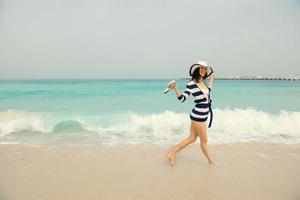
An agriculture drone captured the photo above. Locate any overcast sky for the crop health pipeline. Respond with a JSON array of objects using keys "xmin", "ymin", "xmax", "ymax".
[{"xmin": 0, "ymin": 0, "xmax": 299, "ymax": 79}]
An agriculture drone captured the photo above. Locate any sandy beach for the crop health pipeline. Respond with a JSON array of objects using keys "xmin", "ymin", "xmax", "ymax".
[{"xmin": 0, "ymin": 142, "xmax": 299, "ymax": 200}]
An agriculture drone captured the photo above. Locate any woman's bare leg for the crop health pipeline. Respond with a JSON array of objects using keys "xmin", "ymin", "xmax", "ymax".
[
  {"xmin": 194, "ymin": 121, "xmax": 216, "ymax": 165},
  {"xmin": 167, "ymin": 122, "xmax": 197, "ymax": 166}
]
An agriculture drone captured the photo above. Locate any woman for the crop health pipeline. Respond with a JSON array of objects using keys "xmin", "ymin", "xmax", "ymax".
[{"xmin": 166, "ymin": 60, "xmax": 216, "ymax": 166}]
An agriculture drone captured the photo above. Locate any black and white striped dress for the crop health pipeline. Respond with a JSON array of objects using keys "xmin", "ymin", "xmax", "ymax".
[{"xmin": 177, "ymin": 80, "xmax": 213, "ymax": 126}]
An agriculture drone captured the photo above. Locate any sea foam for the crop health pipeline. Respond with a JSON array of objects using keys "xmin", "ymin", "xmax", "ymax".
[{"xmin": 0, "ymin": 108, "xmax": 299, "ymax": 146}]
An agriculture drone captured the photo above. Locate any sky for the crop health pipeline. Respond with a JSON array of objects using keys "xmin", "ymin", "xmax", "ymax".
[{"xmin": 0, "ymin": 0, "xmax": 299, "ymax": 79}]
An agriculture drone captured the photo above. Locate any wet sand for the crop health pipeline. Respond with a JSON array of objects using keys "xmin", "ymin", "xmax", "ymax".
[{"xmin": 0, "ymin": 142, "xmax": 300, "ymax": 200}]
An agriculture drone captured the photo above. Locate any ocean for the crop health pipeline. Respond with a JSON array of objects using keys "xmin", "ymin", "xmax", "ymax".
[{"xmin": 0, "ymin": 79, "xmax": 299, "ymax": 147}]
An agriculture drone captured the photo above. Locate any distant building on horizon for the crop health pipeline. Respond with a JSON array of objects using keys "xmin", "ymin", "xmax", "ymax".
[{"xmin": 179, "ymin": 74, "xmax": 299, "ymax": 81}]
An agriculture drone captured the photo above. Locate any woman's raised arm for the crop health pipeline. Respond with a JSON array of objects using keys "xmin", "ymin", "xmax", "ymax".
[
  {"xmin": 207, "ymin": 73, "xmax": 215, "ymax": 88},
  {"xmin": 174, "ymin": 84, "xmax": 181, "ymax": 99}
]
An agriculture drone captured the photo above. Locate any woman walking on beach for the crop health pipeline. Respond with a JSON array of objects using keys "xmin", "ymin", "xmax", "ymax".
[{"xmin": 167, "ymin": 61, "xmax": 216, "ymax": 166}]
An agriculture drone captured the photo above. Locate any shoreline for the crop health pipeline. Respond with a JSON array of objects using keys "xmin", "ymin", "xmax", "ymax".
[
  {"xmin": 1, "ymin": 142, "xmax": 300, "ymax": 200},
  {"xmin": 0, "ymin": 140, "xmax": 300, "ymax": 148}
]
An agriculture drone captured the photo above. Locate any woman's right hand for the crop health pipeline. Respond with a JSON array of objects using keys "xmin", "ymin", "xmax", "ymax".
[{"xmin": 169, "ymin": 81, "xmax": 176, "ymax": 89}]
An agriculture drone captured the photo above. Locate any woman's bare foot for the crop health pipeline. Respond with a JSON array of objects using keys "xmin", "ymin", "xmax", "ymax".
[
  {"xmin": 208, "ymin": 159, "xmax": 216, "ymax": 165},
  {"xmin": 167, "ymin": 152, "xmax": 176, "ymax": 166}
]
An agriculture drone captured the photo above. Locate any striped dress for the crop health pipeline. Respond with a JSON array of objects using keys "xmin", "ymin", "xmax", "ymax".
[{"xmin": 177, "ymin": 80, "xmax": 213, "ymax": 127}]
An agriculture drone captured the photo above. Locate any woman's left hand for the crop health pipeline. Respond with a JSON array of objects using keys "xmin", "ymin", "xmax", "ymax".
[{"xmin": 209, "ymin": 72, "xmax": 215, "ymax": 80}]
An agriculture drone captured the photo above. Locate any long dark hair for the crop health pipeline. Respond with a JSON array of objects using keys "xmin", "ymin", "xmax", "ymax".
[
  {"xmin": 190, "ymin": 68, "xmax": 201, "ymax": 83},
  {"xmin": 190, "ymin": 67, "xmax": 207, "ymax": 83}
]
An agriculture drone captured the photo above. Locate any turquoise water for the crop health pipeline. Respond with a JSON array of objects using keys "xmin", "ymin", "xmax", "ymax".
[
  {"xmin": 1, "ymin": 79, "xmax": 299, "ymax": 113},
  {"xmin": 0, "ymin": 79, "xmax": 300, "ymax": 146}
]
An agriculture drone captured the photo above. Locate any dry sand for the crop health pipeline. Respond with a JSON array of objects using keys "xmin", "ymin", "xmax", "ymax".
[{"xmin": 0, "ymin": 142, "xmax": 299, "ymax": 200}]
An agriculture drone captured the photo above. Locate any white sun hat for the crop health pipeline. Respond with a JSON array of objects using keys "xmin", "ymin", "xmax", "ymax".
[{"xmin": 189, "ymin": 60, "xmax": 209, "ymax": 76}]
